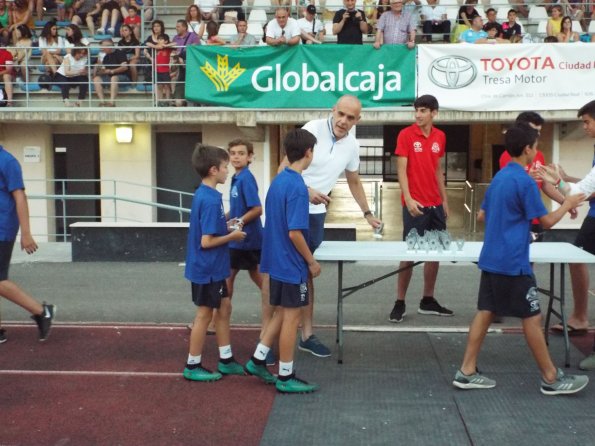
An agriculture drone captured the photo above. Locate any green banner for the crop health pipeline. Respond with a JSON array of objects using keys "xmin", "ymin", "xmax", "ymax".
[{"xmin": 186, "ymin": 45, "xmax": 416, "ymax": 108}]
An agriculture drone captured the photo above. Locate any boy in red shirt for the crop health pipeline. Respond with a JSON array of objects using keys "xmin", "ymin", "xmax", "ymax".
[
  {"xmin": 389, "ymin": 94, "xmax": 453, "ymax": 323},
  {"xmin": 123, "ymin": 5, "xmax": 141, "ymax": 40},
  {"xmin": 155, "ymin": 34, "xmax": 172, "ymax": 105},
  {"xmin": 0, "ymin": 47, "xmax": 13, "ymax": 106}
]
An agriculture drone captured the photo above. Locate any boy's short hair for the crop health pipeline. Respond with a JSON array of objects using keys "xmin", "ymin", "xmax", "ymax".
[
  {"xmin": 515, "ymin": 111, "xmax": 544, "ymax": 127},
  {"xmin": 414, "ymin": 94, "xmax": 439, "ymax": 111},
  {"xmin": 508, "ymin": 9, "xmax": 517, "ymax": 15},
  {"xmin": 128, "ymin": 5, "xmax": 138, "ymax": 12},
  {"xmin": 578, "ymin": 100, "xmax": 595, "ymax": 120},
  {"xmin": 505, "ymin": 123, "xmax": 539, "ymax": 158},
  {"xmin": 158, "ymin": 33, "xmax": 170, "ymax": 42},
  {"xmin": 227, "ymin": 138, "xmax": 254, "ymax": 155},
  {"xmin": 284, "ymin": 129, "xmax": 317, "ymax": 163},
  {"xmin": 543, "ymin": 36, "xmax": 559, "ymax": 42},
  {"xmin": 192, "ymin": 144, "xmax": 230, "ymax": 178},
  {"xmin": 484, "ymin": 22, "xmax": 499, "ymax": 32},
  {"xmin": 485, "ymin": 8, "xmax": 496, "ymax": 14}
]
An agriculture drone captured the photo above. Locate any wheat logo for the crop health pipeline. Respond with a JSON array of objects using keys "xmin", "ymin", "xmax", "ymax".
[{"xmin": 201, "ymin": 54, "xmax": 245, "ymax": 92}]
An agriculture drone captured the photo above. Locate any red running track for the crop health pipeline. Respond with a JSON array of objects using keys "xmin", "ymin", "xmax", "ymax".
[{"xmin": 0, "ymin": 324, "xmax": 276, "ymax": 446}]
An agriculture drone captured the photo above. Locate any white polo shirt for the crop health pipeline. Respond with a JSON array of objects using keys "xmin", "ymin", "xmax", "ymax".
[
  {"xmin": 297, "ymin": 17, "xmax": 324, "ymax": 35},
  {"xmin": 266, "ymin": 17, "xmax": 302, "ymax": 40},
  {"xmin": 302, "ymin": 118, "xmax": 360, "ymax": 214}
]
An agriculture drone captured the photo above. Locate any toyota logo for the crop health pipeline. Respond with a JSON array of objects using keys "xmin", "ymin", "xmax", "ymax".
[{"xmin": 428, "ymin": 56, "xmax": 477, "ymax": 89}]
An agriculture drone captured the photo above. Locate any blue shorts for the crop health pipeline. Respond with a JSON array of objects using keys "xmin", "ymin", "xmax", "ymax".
[
  {"xmin": 191, "ymin": 280, "xmax": 228, "ymax": 308},
  {"xmin": 269, "ymin": 278, "xmax": 309, "ymax": 308},
  {"xmin": 477, "ymin": 271, "xmax": 540, "ymax": 319},
  {"xmin": 308, "ymin": 212, "xmax": 326, "ymax": 253}
]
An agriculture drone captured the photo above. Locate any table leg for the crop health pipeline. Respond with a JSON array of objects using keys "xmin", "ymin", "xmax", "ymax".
[
  {"xmin": 544, "ymin": 264, "xmax": 555, "ymax": 346},
  {"xmin": 337, "ymin": 261, "xmax": 344, "ymax": 364},
  {"xmin": 559, "ymin": 264, "xmax": 570, "ymax": 368}
]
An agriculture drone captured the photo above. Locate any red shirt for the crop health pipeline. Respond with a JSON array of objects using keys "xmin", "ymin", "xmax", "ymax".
[
  {"xmin": 395, "ymin": 124, "xmax": 445, "ymax": 207},
  {"xmin": 499, "ymin": 149, "xmax": 546, "ymax": 225},
  {"xmin": 156, "ymin": 48, "xmax": 172, "ymax": 73},
  {"xmin": 0, "ymin": 49, "xmax": 13, "ymax": 74},
  {"xmin": 124, "ymin": 15, "xmax": 141, "ymax": 26}
]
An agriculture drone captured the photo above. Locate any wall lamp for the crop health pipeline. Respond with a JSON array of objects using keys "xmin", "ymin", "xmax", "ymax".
[{"xmin": 115, "ymin": 125, "xmax": 133, "ymax": 144}]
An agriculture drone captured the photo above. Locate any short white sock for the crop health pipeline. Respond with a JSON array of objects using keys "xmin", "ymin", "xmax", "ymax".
[
  {"xmin": 187, "ymin": 354, "xmax": 201, "ymax": 365},
  {"xmin": 278, "ymin": 361, "xmax": 293, "ymax": 377},
  {"xmin": 219, "ymin": 345, "xmax": 232, "ymax": 359},
  {"xmin": 253, "ymin": 343, "xmax": 270, "ymax": 361}
]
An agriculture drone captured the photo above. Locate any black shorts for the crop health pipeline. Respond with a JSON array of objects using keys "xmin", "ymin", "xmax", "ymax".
[
  {"xmin": 156, "ymin": 72, "xmax": 170, "ymax": 83},
  {"xmin": 477, "ymin": 271, "xmax": 541, "ymax": 318},
  {"xmin": 575, "ymin": 216, "xmax": 595, "ymax": 255},
  {"xmin": 402, "ymin": 204, "xmax": 446, "ymax": 240},
  {"xmin": 269, "ymin": 278, "xmax": 309, "ymax": 308},
  {"xmin": 230, "ymin": 248, "xmax": 260, "ymax": 271},
  {"xmin": 191, "ymin": 280, "xmax": 228, "ymax": 308},
  {"xmin": 530, "ymin": 222, "xmax": 544, "ymax": 243},
  {"xmin": 0, "ymin": 240, "xmax": 15, "ymax": 281}
]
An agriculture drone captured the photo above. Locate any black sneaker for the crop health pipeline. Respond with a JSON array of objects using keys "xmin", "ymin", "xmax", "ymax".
[
  {"xmin": 389, "ymin": 301, "xmax": 406, "ymax": 323},
  {"xmin": 0, "ymin": 328, "xmax": 6, "ymax": 344},
  {"xmin": 31, "ymin": 303, "xmax": 56, "ymax": 341},
  {"xmin": 418, "ymin": 298, "xmax": 454, "ymax": 316}
]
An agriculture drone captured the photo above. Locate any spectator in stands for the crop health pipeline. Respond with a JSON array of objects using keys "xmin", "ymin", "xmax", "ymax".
[
  {"xmin": 143, "ymin": 18, "xmax": 164, "ymax": 62},
  {"xmin": 64, "ymin": 23, "xmax": 90, "ymax": 53},
  {"xmin": 174, "ymin": 18, "xmax": 201, "ymax": 49},
  {"xmin": 543, "ymin": 35, "xmax": 559, "ymax": 42},
  {"xmin": 56, "ymin": 0, "xmax": 74, "ymax": 23},
  {"xmin": 155, "ymin": 33, "xmax": 172, "ymax": 105},
  {"xmin": 373, "ymin": 0, "xmax": 416, "ymax": 49},
  {"xmin": 333, "ymin": 0, "xmax": 368, "ymax": 44},
  {"xmin": 483, "ymin": 8, "xmax": 503, "ymax": 37},
  {"xmin": 559, "ymin": 0, "xmax": 585, "ymax": 31},
  {"xmin": 501, "ymin": 9, "xmax": 522, "ymax": 40},
  {"xmin": 266, "ymin": 7, "xmax": 301, "ymax": 46},
  {"xmin": 123, "ymin": 5, "xmax": 141, "ymax": 40},
  {"xmin": 186, "ymin": 4, "xmax": 205, "ymax": 38},
  {"xmin": 117, "ymin": 23, "xmax": 140, "ymax": 81},
  {"xmin": 451, "ymin": 0, "xmax": 479, "ymax": 42},
  {"xmin": 558, "ymin": 15, "xmax": 581, "ymax": 41},
  {"xmin": 96, "ymin": 0, "xmax": 121, "ymax": 36},
  {"xmin": 219, "ymin": 0, "xmax": 242, "ymax": 22},
  {"xmin": 509, "ymin": 0, "xmax": 530, "ymax": 18},
  {"xmin": 547, "ymin": 4, "xmax": 564, "ymax": 38},
  {"xmin": 9, "ymin": 0, "xmax": 34, "ymax": 44},
  {"xmin": 476, "ymin": 22, "xmax": 511, "ymax": 43},
  {"xmin": 36, "ymin": 0, "xmax": 57, "ymax": 22},
  {"xmin": 0, "ymin": 0, "xmax": 10, "ymax": 46},
  {"xmin": 0, "ymin": 42, "xmax": 13, "ymax": 106},
  {"xmin": 71, "ymin": 0, "xmax": 99, "ymax": 36},
  {"xmin": 230, "ymin": 17, "xmax": 258, "ymax": 46},
  {"xmin": 206, "ymin": 20, "xmax": 225, "ymax": 45},
  {"xmin": 420, "ymin": 0, "xmax": 450, "ymax": 43},
  {"xmin": 39, "ymin": 20, "xmax": 66, "ymax": 75},
  {"xmin": 298, "ymin": 5, "xmax": 324, "ymax": 44},
  {"xmin": 195, "ymin": 0, "xmax": 218, "ymax": 22},
  {"xmin": 9, "ymin": 25, "xmax": 32, "ymax": 83},
  {"xmin": 54, "ymin": 47, "xmax": 88, "ymax": 106},
  {"xmin": 171, "ymin": 19, "xmax": 199, "ymax": 105},
  {"xmin": 372, "ymin": 0, "xmax": 390, "ymax": 26},
  {"xmin": 92, "ymin": 38, "xmax": 129, "ymax": 106},
  {"xmin": 363, "ymin": 0, "xmax": 377, "ymax": 34},
  {"xmin": 459, "ymin": 14, "xmax": 486, "ymax": 42}
]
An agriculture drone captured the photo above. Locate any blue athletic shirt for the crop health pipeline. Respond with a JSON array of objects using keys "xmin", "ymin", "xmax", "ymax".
[
  {"xmin": 479, "ymin": 162, "xmax": 548, "ymax": 276},
  {"xmin": 185, "ymin": 183, "xmax": 230, "ymax": 284},
  {"xmin": 229, "ymin": 167, "xmax": 263, "ymax": 251},
  {"xmin": 0, "ymin": 146, "xmax": 25, "ymax": 241},
  {"xmin": 260, "ymin": 168, "xmax": 309, "ymax": 284},
  {"xmin": 589, "ymin": 147, "xmax": 595, "ymax": 218}
]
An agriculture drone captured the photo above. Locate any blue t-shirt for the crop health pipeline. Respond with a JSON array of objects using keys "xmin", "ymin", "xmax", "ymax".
[
  {"xmin": 229, "ymin": 167, "xmax": 263, "ymax": 251},
  {"xmin": 479, "ymin": 162, "xmax": 548, "ymax": 276},
  {"xmin": 0, "ymin": 146, "xmax": 25, "ymax": 242},
  {"xmin": 460, "ymin": 29, "xmax": 488, "ymax": 43},
  {"xmin": 260, "ymin": 168, "xmax": 309, "ymax": 284},
  {"xmin": 588, "ymin": 148, "xmax": 595, "ymax": 218},
  {"xmin": 184, "ymin": 183, "xmax": 230, "ymax": 284}
]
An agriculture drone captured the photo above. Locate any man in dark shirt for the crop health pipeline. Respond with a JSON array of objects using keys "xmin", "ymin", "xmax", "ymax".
[
  {"xmin": 482, "ymin": 8, "xmax": 503, "ymax": 37},
  {"xmin": 333, "ymin": 0, "xmax": 368, "ymax": 44},
  {"xmin": 501, "ymin": 9, "xmax": 522, "ymax": 40},
  {"xmin": 92, "ymin": 39, "xmax": 130, "ymax": 107}
]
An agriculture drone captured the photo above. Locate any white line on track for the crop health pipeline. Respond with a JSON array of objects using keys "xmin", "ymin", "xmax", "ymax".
[
  {"xmin": 343, "ymin": 325, "xmax": 502, "ymax": 333},
  {"xmin": 0, "ymin": 370, "xmax": 181, "ymax": 377}
]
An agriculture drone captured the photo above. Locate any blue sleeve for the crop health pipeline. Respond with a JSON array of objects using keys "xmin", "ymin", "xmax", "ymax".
[
  {"xmin": 4, "ymin": 158, "xmax": 25, "ymax": 192},
  {"xmin": 243, "ymin": 174, "xmax": 261, "ymax": 208},
  {"xmin": 200, "ymin": 200, "xmax": 222, "ymax": 236},
  {"xmin": 522, "ymin": 179, "xmax": 548, "ymax": 220},
  {"xmin": 286, "ymin": 185, "xmax": 309, "ymax": 231}
]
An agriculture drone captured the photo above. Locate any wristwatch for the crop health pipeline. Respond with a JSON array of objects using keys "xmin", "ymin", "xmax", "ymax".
[{"xmin": 363, "ymin": 210, "xmax": 373, "ymax": 217}]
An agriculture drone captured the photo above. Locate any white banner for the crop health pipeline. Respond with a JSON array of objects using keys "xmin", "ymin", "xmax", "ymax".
[{"xmin": 417, "ymin": 43, "xmax": 595, "ymax": 111}]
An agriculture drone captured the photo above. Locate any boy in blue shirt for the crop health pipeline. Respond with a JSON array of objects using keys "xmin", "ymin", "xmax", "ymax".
[
  {"xmin": 183, "ymin": 144, "xmax": 247, "ymax": 382},
  {"xmin": 453, "ymin": 123, "xmax": 589, "ymax": 395},
  {"xmin": 245, "ymin": 129, "xmax": 322, "ymax": 393},
  {"xmin": 0, "ymin": 145, "xmax": 55, "ymax": 343}
]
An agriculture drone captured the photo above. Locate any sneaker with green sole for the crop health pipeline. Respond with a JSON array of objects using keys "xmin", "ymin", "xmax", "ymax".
[
  {"xmin": 183, "ymin": 365, "xmax": 222, "ymax": 382},
  {"xmin": 540, "ymin": 368, "xmax": 589, "ymax": 395},
  {"xmin": 276, "ymin": 374, "xmax": 319, "ymax": 394},
  {"xmin": 453, "ymin": 369, "xmax": 496, "ymax": 389},
  {"xmin": 245, "ymin": 359, "xmax": 277, "ymax": 384},
  {"xmin": 218, "ymin": 360, "xmax": 246, "ymax": 376}
]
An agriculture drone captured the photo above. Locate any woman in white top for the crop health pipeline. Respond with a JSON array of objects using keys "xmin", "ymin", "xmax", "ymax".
[
  {"xmin": 185, "ymin": 4, "xmax": 205, "ymax": 38},
  {"xmin": 557, "ymin": 16, "xmax": 580, "ymax": 42},
  {"xmin": 39, "ymin": 21, "xmax": 67, "ymax": 75},
  {"xmin": 54, "ymin": 47, "xmax": 89, "ymax": 106}
]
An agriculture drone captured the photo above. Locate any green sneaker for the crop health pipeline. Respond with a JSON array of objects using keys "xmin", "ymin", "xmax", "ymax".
[
  {"xmin": 183, "ymin": 365, "xmax": 222, "ymax": 382},
  {"xmin": 452, "ymin": 369, "xmax": 496, "ymax": 390},
  {"xmin": 276, "ymin": 374, "xmax": 319, "ymax": 394},
  {"xmin": 540, "ymin": 368, "xmax": 589, "ymax": 395},
  {"xmin": 245, "ymin": 359, "xmax": 277, "ymax": 384},
  {"xmin": 579, "ymin": 353, "xmax": 595, "ymax": 371},
  {"xmin": 218, "ymin": 360, "xmax": 246, "ymax": 376}
]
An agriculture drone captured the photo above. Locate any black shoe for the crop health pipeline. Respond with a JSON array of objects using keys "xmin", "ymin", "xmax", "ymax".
[
  {"xmin": 0, "ymin": 328, "xmax": 6, "ymax": 344},
  {"xmin": 389, "ymin": 301, "xmax": 406, "ymax": 323},
  {"xmin": 31, "ymin": 303, "xmax": 56, "ymax": 341},
  {"xmin": 418, "ymin": 298, "xmax": 453, "ymax": 316}
]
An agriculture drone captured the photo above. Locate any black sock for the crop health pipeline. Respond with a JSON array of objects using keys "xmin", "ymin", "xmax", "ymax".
[
  {"xmin": 422, "ymin": 296, "xmax": 435, "ymax": 303},
  {"xmin": 219, "ymin": 356, "xmax": 234, "ymax": 364},
  {"xmin": 278, "ymin": 373, "xmax": 294, "ymax": 382},
  {"xmin": 251, "ymin": 355, "xmax": 265, "ymax": 366},
  {"xmin": 186, "ymin": 362, "xmax": 200, "ymax": 370}
]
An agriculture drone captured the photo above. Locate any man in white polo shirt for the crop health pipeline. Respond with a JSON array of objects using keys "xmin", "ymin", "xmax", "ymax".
[
  {"xmin": 266, "ymin": 7, "xmax": 301, "ymax": 46},
  {"xmin": 278, "ymin": 95, "xmax": 382, "ymax": 357}
]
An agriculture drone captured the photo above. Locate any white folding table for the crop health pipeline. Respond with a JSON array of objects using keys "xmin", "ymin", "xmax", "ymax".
[{"xmin": 314, "ymin": 241, "xmax": 595, "ymax": 364}]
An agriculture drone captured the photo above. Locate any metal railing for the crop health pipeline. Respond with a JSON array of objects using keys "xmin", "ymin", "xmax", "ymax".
[{"xmin": 463, "ymin": 181, "xmax": 489, "ymax": 234}]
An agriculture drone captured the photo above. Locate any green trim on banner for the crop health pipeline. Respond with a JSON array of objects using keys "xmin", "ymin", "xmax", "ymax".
[{"xmin": 186, "ymin": 45, "xmax": 416, "ymax": 108}]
